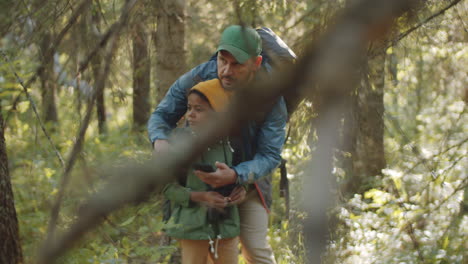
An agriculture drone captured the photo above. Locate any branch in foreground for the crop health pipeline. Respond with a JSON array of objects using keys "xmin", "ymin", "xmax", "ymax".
[{"xmin": 38, "ymin": 0, "xmax": 419, "ymax": 263}]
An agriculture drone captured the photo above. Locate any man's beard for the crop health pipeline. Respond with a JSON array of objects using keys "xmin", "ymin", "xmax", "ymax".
[{"xmin": 220, "ymin": 71, "xmax": 255, "ymax": 91}]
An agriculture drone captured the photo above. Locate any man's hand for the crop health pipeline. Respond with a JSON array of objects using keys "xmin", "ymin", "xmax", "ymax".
[
  {"xmin": 190, "ymin": 191, "xmax": 227, "ymax": 208},
  {"xmin": 228, "ymin": 186, "xmax": 246, "ymax": 205},
  {"xmin": 153, "ymin": 139, "xmax": 170, "ymax": 153},
  {"xmin": 194, "ymin": 162, "xmax": 237, "ymax": 188}
]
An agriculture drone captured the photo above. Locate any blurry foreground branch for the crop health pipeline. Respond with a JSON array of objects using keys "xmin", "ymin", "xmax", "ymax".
[{"xmin": 38, "ymin": 0, "xmax": 419, "ymax": 263}]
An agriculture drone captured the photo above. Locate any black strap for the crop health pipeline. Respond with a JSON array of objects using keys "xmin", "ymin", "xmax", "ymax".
[
  {"xmin": 200, "ymin": 139, "xmax": 228, "ymax": 165},
  {"xmin": 279, "ymin": 158, "xmax": 290, "ymax": 219}
]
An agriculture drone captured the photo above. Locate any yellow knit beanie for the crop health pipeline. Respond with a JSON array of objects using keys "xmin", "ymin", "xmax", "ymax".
[{"xmin": 190, "ymin": 79, "xmax": 233, "ymax": 112}]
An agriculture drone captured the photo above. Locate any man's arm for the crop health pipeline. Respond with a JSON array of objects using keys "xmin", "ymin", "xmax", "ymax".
[
  {"xmin": 147, "ymin": 70, "xmax": 194, "ymax": 145},
  {"xmin": 233, "ymin": 97, "xmax": 288, "ymax": 184},
  {"xmin": 195, "ymin": 97, "xmax": 287, "ymax": 187},
  {"xmin": 147, "ymin": 61, "xmax": 218, "ymax": 147}
]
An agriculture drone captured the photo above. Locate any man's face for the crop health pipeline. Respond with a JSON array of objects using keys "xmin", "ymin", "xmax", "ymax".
[{"xmin": 217, "ymin": 50, "xmax": 261, "ymax": 90}]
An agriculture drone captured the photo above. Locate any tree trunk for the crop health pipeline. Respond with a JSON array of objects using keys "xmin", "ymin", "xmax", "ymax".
[
  {"xmin": 153, "ymin": 0, "xmax": 186, "ymax": 103},
  {"xmin": 132, "ymin": 22, "xmax": 151, "ymax": 130},
  {"xmin": 343, "ymin": 47, "xmax": 387, "ymax": 196},
  {"xmin": 39, "ymin": 32, "xmax": 59, "ymax": 123},
  {"xmin": 73, "ymin": 17, "xmax": 83, "ymax": 120},
  {"xmin": 90, "ymin": 10, "xmax": 107, "ymax": 134},
  {"xmin": 0, "ymin": 110, "xmax": 23, "ymax": 264}
]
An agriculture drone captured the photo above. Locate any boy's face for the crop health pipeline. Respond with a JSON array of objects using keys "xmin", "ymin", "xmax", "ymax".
[{"xmin": 186, "ymin": 93, "xmax": 214, "ymax": 130}]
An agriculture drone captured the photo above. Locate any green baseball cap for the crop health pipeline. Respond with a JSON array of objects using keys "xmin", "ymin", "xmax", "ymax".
[{"xmin": 217, "ymin": 25, "xmax": 262, "ymax": 64}]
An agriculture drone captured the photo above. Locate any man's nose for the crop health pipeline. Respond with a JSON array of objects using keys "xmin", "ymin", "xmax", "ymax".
[{"xmin": 222, "ymin": 64, "xmax": 232, "ymax": 75}]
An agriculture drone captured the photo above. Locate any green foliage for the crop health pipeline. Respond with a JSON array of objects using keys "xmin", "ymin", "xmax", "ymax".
[
  {"xmin": 323, "ymin": 4, "xmax": 467, "ymax": 263},
  {"xmin": 8, "ymin": 104, "xmax": 181, "ymax": 263},
  {"xmin": 1, "ymin": 0, "xmax": 466, "ymax": 263}
]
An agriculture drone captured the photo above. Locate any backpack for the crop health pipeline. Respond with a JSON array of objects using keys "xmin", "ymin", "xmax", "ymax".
[
  {"xmin": 210, "ymin": 27, "xmax": 300, "ymax": 115},
  {"xmin": 256, "ymin": 27, "xmax": 296, "ymax": 219},
  {"xmin": 256, "ymin": 27, "xmax": 297, "ymax": 66},
  {"xmin": 256, "ymin": 27, "xmax": 301, "ymax": 116}
]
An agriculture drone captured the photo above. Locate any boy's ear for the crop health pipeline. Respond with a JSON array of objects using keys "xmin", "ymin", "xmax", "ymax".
[{"xmin": 254, "ymin": 55, "xmax": 262, "ymax": 68}]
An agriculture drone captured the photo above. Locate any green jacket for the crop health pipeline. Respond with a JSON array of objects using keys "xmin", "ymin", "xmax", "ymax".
[{"xmin": 163, "ymin": 132, "xmax": 239, "ymax": 240}]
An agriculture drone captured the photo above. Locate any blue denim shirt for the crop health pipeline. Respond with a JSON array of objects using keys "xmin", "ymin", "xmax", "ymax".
[{"xmin": 147, "ymin": 59, "xmax": 287, "ymax": 185}]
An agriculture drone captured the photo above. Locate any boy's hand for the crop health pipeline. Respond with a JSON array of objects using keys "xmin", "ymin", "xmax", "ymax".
[
  {"xmin": 228, "ymin": 186, "xmax": 246, "ymax": 205},
  {"xmin": 190, "ymin": 191, "xmax": 227, "ymax": 208},
  {"xmin": 194, "ymin": 162, "xmax": 237, "ymax": 188}
]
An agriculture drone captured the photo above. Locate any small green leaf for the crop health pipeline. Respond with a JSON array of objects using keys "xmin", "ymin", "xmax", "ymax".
[{"xmin": 120, "ymin": 216, "xmax": 136, "ymax": 226}]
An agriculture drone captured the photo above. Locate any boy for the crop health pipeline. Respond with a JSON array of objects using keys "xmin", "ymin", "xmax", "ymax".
[{"xmin": 163, "ymin": 78, "xmax": 243, "ymax": 264}]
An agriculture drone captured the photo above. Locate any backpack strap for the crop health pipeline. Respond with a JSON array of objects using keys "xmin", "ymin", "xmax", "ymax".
[{"xmin": 279, "ymin": 158, "xmax": 290, "ymax": 219}]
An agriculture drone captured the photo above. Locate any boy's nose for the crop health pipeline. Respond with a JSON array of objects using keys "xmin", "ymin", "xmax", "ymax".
[{"xmin": 187, "ymin": 110, "xmax": 195, "ymax": 118}]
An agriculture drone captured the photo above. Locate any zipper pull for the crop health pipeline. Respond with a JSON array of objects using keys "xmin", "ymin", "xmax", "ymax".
[
  {"xmin": 208, "ymin": 236, "xmax": 215, "ymax": 253},
  {"xmin": 214, "ymin": 234, "xmax": 222, "ymax": 259}
]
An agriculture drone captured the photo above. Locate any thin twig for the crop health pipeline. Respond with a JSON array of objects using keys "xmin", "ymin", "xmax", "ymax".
[
  {"xmin": 387, "ymin": 0, "xmax": 463, "ymax": 49},
  {"xmin": 385, "ymin": 113, "xmax": 437, "ymax": 178},
  {"xmin": 406, "ymin": 222, "xmax": 425, "ymax": 262},
  {"xmin": 0, "ymin": 50, "xmax": 66, "ymax": 167},
  {"xmin": 40, "ymin": 0, "xmax": 93, "ymax": 64},
  {"xmin": 43, "ymin": 0, "xmax": 138, "ymax": 249},
  {"xmin": 284, "ymin": 5, "xmax": 319, "ymax": 34},
  {"xmin": 394, "ymin": 178, "xmax": 468, "ymax": 238},
  {"xmin": 454, "ymin": 5, "xmax": 468, "ymax": 33},
  {"xmin": 4, "ymin": 0, "xmax": 92, "ymax": 125},
  {"xmin": 404, "ymin": 136, "xmax": 468, "ymax": 182},
  {"xmin": 438, "ymin": 107, "xmax": 467, "ymax": 156}
]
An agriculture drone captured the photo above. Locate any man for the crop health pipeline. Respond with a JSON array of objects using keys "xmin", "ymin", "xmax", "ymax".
[{"xmin": 148, "ymin": 25, "xmax": 287, "ymax": 264}]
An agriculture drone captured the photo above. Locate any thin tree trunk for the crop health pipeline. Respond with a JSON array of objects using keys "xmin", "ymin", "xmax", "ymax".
[
  {"xmin": 0, "ymin": 109, "xmax": 23, "ymax": 264},
  {"xmin": 132, "ymin": 22, "xmax": 150, "ymax": 130},
  {"xmin": 74, "ymin": 17, "xmax": 84, "ymax": 120},
  {"xmin": 152, "ymin": 2, "xmax": 185, "ymax": 257},
  {"xmin": 153, "ymin": 0, "xmax": 186, "ymax": 103},
  {"xmin": 94, "ymin": 65, "xmax": 106, "ymax": 134},
  {"xmin": 39, "ymin": 32, "xmax": 59, "ymax": 123},
  {"xmin": 91, "ymin": 10, "xmax": 107, "ymax": 134}
]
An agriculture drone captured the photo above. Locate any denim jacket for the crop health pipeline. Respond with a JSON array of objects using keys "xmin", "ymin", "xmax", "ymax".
[{"xmin": 148, "ymin": 58, "xmax": 287, "ymax": 210}]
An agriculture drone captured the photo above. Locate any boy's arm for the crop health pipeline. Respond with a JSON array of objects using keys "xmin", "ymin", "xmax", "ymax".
[
  {"xmin": 163, "ymin": 183, "xmax": 228, "ymax": 208},
  {"xmin": 163, "ymin": 183, "xmax": 192, "ymax": 207}
]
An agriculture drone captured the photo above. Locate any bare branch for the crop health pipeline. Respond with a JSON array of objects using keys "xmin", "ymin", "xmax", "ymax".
[
  {"xmin": 38, "ymin": 0, "xmax": 419, "ymax": 262},
  {"xmin": 0, "ymin": 50, "xmax": 66, "ymax": 167},
  {"xmin": 40, "ymin": 0, "xmax": 93, "ymax": 63},
  {"xmin": 43, "ymin": 0, "xmax": 138, "ymax": 252},
  {"xmin": 4, "ymin": 0, "xmax": 92, "ymax": 126},
  {"xmin": 388, "ymin": 0, "xmax": 463, "ymax": 49},
  {"xmin": 391, "ymin": 178, "xmax": 468, "ymax": 247},
  {"xmin": 405, "ymin": 136, "xmax": 468, "ymax": 175},
  {"xmin": 406, "ymin": 222, "xmax": 425, "ymax": 262}
]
